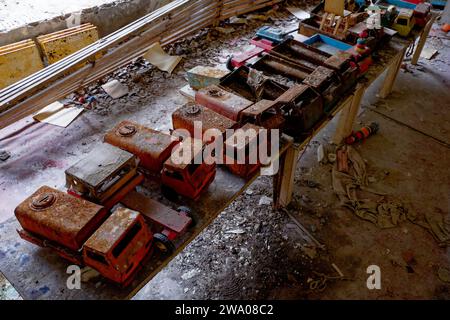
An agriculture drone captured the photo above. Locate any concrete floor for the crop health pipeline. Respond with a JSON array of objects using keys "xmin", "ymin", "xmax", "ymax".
[{"xmin": 0, "ymin": 4, "xmax": 449, "ymax": 299}]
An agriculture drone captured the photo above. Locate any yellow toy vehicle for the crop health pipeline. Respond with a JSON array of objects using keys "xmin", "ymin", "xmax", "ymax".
[{"xmin": 393, "ymin": 8, "xmax": 415, "ymax": 37}]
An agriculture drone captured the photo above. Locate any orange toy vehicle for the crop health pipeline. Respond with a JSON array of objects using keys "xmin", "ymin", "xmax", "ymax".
[
  {"xmin": 161, "ymin": 137, "xmax": 216, "ymax": 200},
  {"xmin": 104, "ymin": 120, "xmax": 216, "ymax": 201},
  {"xmin": 223, "ymin": 123, "xmax": 266, "ymax": 178},
  {"xmin": 15, "ymin": 186, "xmax": 154, "ymax": 286}
]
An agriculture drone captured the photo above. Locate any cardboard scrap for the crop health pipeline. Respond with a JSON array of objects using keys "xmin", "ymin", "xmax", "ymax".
[
  {"xmin": 246, "ymin": 14, "xmax": 269, "ymax": 21},
  {"xmin": 420, "ymin": 47, "xmax": 438, "ymax": 60},
  {"xmin": 33, "ymin": 101, "xmax": 83, "ymax": 128},
  {"xmin": 215, "ymin": 26, "xmax": 236, "ymax": 34},
  {"xmin": 143, "ymin": 42, "xmax": 182, "ymax": 74},
  {"xmin": 286, "ymin": 7, "xmax": 310, "ymax": 20},
  {"xmin": 101, "ymin": 79, "xmax": 129, "ymax": 99},
  {"xmin": 229, "ymin": 16, "xmax": 248, "ymax": 25},
  {"xmin": 179, "ymin": 84, "xmax": 196, "ymax": 101}
]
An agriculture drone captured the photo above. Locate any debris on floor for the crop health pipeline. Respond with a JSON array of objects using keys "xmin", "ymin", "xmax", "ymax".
[
  {"xmin": 307, "ymin": 270, "xmax": 351, "ymax": 292},
  {"xmin": 410, "ymin": 208, "xmax": 450, "ymax": 247},
  {"xmin": 101, "ymin": 79, "xmax": 129, "ymax": 99},
  {"xmin": 332, "ymin": 145, "xmax": 412, "ymax": 228},
  {"xmin": 332, "ymin": 145, "xmax": 450, "ymax": 246},
  {"xmin": 286, "ymin": 7, "xmax": 310, "ymax": 20},
  {"xmin": 33, "ymin": 101, "xmax": 84, "ymax": 128},
  {"xmin": 0, "ymin": 150, "xmax": 11, "ymax": 162},
  {"xmin": 0, "ymin": 272, "xmax": 21, "ymax": 300},
  {"xmin": 215, "ymin": 26, "xmax": 236, "ymax": 34},
  {"xmin": 258, "ymin": 195, "xmax": 272, "ymax": 206},
  {"xmin": 143, "ymin": 42, "xmax": 183, "ymax": 74}
]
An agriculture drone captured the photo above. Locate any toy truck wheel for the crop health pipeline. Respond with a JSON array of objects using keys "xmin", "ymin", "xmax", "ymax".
[
  {"xmin": 161, "ymin": 184, "xmax": 178, "ymax": 201},
  {"xmin": 153, "ymin": 233, "xmax": 175, "ymax": 254},
  {"xmin": 226, "ymin": 56, "xmax": 235, "ymax": 71},
  {"xmin": 177, "ymin": 206, "xmax": 195, "ymax": 227}
]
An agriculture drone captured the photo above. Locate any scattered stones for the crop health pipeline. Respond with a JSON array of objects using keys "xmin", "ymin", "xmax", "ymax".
[
  {"xmin": 225, "ymin": 228, "xmax": 246, "ymax": 235},
  {"xmin": 258, "ymin": 195, "xmax": 272, "ymax": 206},
  {"xmin": 181, "ymin": 269, "xmax": 200, "ymax": 281}
]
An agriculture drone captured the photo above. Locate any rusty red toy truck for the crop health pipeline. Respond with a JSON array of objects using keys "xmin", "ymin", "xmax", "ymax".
[
  {"xmin": 15, "ymin": 186, "xmax": 154, "ymax": 286},
  {"xmin": 104, "ymin": 120, "xmax": 215, "ymax": 200}
]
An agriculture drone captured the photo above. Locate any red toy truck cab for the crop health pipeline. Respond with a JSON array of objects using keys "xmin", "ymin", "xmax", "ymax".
[
  {"xmin": 121, "ymin": 190, "xmax": 194, "ymax": 254},
  {"xmin": 104, "ymin": 120, "xmax": 180, "ymax": 174},
  {"xmin": 172, "ymin": 103, "xmax": 237, "ymax": 142},
  {"xmin": 15, "ymin": 187, "xmax": 153, "ymax": 286},
  {"xmin": 413, "ymin": 2, "xmax": 431, "ymax": 27},
  {"xmin": 15, "ymin": 186, "xmax": 107, "ymax": 254},
  {"xmin": 161, "ymin": 137, "xmax": 216, "ymax": 200},
  {"xmin": 223, "ymin": 123, "xmax": 266, "ymax": 179},
  {"xmin": 83, "ymin": 207, "xmax": 153, "ymax": 286}
]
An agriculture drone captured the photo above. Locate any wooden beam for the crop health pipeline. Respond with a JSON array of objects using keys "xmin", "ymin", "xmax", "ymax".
[
  {"xmin": 0, "ymin": 0, "xmax": 281, "ymax": 130},
  {"xmin": 332, "ymin": 83, "xmax": 366, "ymax": 144},
  {"xmin": 411, "ymin": 13, "xmax": 438, "ymax": 65},
  {"xmin": 273, "ymin": 137, "xmax": 298, "ymax": 209},
  {"xmin": 379, "ymin": 47, "xmax": 406, "ymax": 99}
]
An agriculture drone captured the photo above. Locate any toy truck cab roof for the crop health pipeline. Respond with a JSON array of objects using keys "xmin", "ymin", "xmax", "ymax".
[
  {"xmin": 195, "ymin": 85, "xmax": 253, "ymax": 121},
  {"xmin": 224, "ymin": 123, "xmax": 262, "ymax": 153},
  {"xmin": 172, "ymin": 103, "xmax": 237, "ymax": 139},
  {"xmin": 163, "ymin": 137, "xmax": 204, "ymax": 171},
  {"xmin": 83, "ymin": 207, "xmax": 153, "ymax": 286},
  {"xmin": 104, "ymin": 120, "xmax": 180, "ymax": 173}
]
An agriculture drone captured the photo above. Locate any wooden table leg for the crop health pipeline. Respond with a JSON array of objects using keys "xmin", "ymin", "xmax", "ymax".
[
  {"xmin": 411, "ymin": 14, "xmax": 438, "ymax": 66},
  {"xmin": 273, "ymin": 144, "xmax": 300, "ymax": 209},
  {"xmin": 379, "ymin": 47, "xmax": 406, "ymax": 99},
  {"xmin": 332, "ymin": 83, "xmax": 366, "ymax": 144}
]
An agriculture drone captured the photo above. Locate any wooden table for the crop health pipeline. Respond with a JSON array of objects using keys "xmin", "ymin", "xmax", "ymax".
[
  {"xmin": 272, "ymin": 14, "xmax": 436, "ymax": 209},
  {"xmin": 0, "ymin": 137, "xmax": 293, "ymax": 300},
  {"xmin": 0, "ymin": 16, "xmax": 435, "ymax": 300}
]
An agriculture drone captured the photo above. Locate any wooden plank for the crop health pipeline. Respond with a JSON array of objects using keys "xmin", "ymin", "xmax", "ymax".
[
  {"xmin": 0, "ymin": 39, "xmax": 36, "ymax": 54},
  {"xmin": 332, "ymin": 83, "xmax": 366, "ymax": 144},
  {"xmin": 411, "ymin": 13, "xmax": 438, "ymax": 65},
  {"xmin": 379, "ymin": 47, "xmax": 406, "ymax": 99},
  {"xmin": 0, "ymin": 43, "xmax": 44, "ymax": 90},
  {"xmin": 220, "ymin": 0, "xmax": 281, "ymax": 20},
  {"xmin": 0, "ymin": 0, "xmax": 209, "ymax": 103},
  {"xmin": 273, "ymin": 142, "xmax": 300, "ymax": 209},
  {"xmin": 36, "ymin": 24, "xmax": 96, "ymax": 42},
  {"xmin": 324, "ymin": 0, "xmax": 344, "ymax": 16},
  {"xmin": 38, "ymin": 26, "xmax": 99, "ymax": 64}
]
